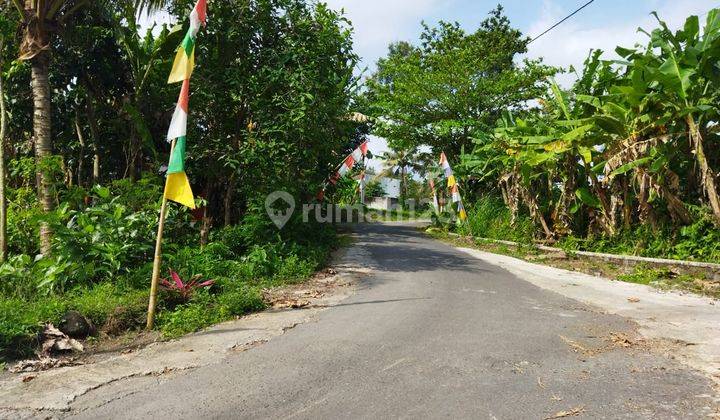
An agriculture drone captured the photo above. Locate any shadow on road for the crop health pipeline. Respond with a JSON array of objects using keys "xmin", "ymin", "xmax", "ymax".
[{"xmin": 354, "ymin": 224, "xmax": 492, "ymax": 275}]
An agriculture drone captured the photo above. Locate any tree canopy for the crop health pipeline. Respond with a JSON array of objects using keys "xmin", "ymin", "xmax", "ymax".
[{"xmin": 365, "ymin": 6, "xmax": 555, "ymax": 158}]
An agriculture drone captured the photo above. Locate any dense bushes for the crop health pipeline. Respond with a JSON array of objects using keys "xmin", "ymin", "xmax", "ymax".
[
  {"xmin": 456, "ymin": 197, "xmax": 720, "ymax": 263},
  {"xmin": 556, "ymin": 210, "xmax": 720, "ymax": 262},
  {"xmin": 0, "ymin": 0, "xmax": 357, "ymax": 361},
  {"xmin": 456, "ymin": 197, "xmax": 534, "ymax": 244},
  {"xmin": 0, "ymin": 179, "xmax": 340, "ymax": 360},
  {"xmin": 454, "ymin": 10, "xmax": 720, "ymax": 246}
]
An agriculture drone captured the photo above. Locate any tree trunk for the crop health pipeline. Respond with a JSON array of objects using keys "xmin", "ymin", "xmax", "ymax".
[
  {"xmin": 75, "ymin": 113, "xmax": 85, "ymax": 188},
  {"xmin": 200, "ymin": 214, "xmax": 212, "ymax": 248},
  {"xmin": 636, "ymin": 170, "xmax": 658, "ymax": 232},
  {"xmin": 0, "ymin": 39, "xmax": 7, "ymax": 262},
  {"xmin": 588, "ymin": 171, "xmax": 615, "ymax": 236},
  {"xmin": 556, "ymin": 154, "xmax": 576, "ymax": 236},
  {"xmin": 621, "ymin": 178, "xmax": 632, "ymax": 231},
  {"xmin": 522, "ymin": 184, "xmax": 554, "ymax": 240},
  {"xmin": 401, "ymin": 166, "xmax": 407, "ymax": 208},
  {"xmin": 224, "ymin": 175, "xmax": 235, "ymax": 227},
  {"xmin": 687, "ymin": 115, "xmax": 720, "ymax": 224},
  {"xmin": 127, "ymin": 132, "xmax": 138, "ymax": 181},
  {"xmin": 83, "ymin": 82, "xmax": 101, "ymax": 184},
  {"xmin": 31, "ymin": 49, "xmax": 54, "ymax": 256}
]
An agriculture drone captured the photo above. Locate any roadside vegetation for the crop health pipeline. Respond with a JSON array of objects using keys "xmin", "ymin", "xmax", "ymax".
[
  {"xmin": 0, "ymin": 1, "xmax": 364, "ymax": 360},
  {"xmin": 366, "ymin": 6, "xmax": 720, "ymax": 267},
  {"xmin": 427, "ymin": 229, "xmax": 720, "ymax": 299}
]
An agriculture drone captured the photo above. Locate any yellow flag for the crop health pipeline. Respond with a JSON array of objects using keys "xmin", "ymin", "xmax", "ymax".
[
  {"xmin": 164, "ymin": 172, "xmax": 196, "ymax": 209},
  {"xmin": 168, "ymin": 48, "xmax": 195, "ymax": 84}
]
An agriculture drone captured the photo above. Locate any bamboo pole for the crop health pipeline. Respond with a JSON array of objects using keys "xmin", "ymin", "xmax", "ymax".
[{"xmin": 146, "ymin": 139, "xmax": 176, "ymax": 330}]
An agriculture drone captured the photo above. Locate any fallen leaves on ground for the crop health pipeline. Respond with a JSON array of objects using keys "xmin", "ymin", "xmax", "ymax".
[
  {"xmin": 295, "ymin": 290, "xmax": 325, "ymax": 299},
  {"xmin": 40, "ymin": 324, "xmax": 84, "ymax": 355},
  {"xmin": 559, "ymin": 335, "xmax": 595, "ymax": 356},
  {"xmin": 272, "ymin": 298, "xmax": 311, "ymax": 309},
  {"xmin": 609, "ymin": 332, "xmax": 636, "ymax": 348},
  {"xmin": 10, "ymin": 356, "xmax": 84, "ymax": 373},
  {"xmin": 545, "ymin": 406, "xmax": 585, "ymax": 419},
  {"xmin": 21, "ymin": 375, "xmax": 37, "ymax": 383}
]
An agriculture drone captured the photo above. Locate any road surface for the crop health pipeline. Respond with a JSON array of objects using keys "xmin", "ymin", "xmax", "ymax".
[{"xmin": 70, "ymin": 223, "xmax": 717, "ymax": 419}]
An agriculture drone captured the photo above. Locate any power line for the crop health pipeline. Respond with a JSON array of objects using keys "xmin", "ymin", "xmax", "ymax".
[{"xmin": 529, "ymin": 0, "xmax": 596, "ymax": 44}]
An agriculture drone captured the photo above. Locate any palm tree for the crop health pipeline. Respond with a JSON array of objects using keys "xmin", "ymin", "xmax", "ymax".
[
  {"xmin": 10, "ymin": 0, "xmax": 170, "ymax": 254},
  {"xmin": 377, "ymin": 147, "xmax": 432, "ymax": 205}
]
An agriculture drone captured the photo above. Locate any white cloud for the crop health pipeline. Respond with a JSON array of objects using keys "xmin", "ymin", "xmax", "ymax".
[
  {"xmin": 525, "ymin": 0, "xmax": 718, "ymax": 87},
  {"xmin": 324, "ymin": 0, "xmax": 452, "ymax": 73}
]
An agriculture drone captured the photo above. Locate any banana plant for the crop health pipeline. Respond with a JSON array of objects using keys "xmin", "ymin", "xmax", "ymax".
[{"xmin": 625, "ymin": 10, "xmax": 720, "ymax": 223}]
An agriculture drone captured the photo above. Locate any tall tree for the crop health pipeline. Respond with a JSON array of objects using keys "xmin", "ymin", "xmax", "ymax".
[
  {"xmin": 0, "ymin": 3, "xmax": 13, "ymax": 262},
  {"xmin": 366, "ymin": 6, "xmax": 555, "ymax": 159},
  {"xmin": 10, "ymin": 0, "xmax": 171, "ymax": 254},
  {"xmin": 377, "ymin": 147, "xmax": 429, "ymax": 205}
]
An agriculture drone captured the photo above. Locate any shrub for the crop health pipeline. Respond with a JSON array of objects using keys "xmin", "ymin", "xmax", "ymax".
[
  {"xmin": 160, "ymin": 270, "xmax": 215, "ymax": 305},
  {"xmin": 68, "ymin": 283, "xmax": 148, "ymax": 330},
  {"xmin": 6, "ymin": 187, "xmax": 42, "ymax": 256},
  {"xmin": 217, "ymin": 284, "xmax": 266, "ymax": 316},
  {"xmin": 460, "ymin": 197, "xmax": 534, "ymax": 243},
  {"xmin": 157, "ymin": 292, "xmax": 229, "ymax": 338},
  {"xmin": 0, "ymin": 297, "xmax": 67, "ymax": 360}
]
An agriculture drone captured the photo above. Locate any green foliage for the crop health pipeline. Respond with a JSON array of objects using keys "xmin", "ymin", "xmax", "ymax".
[
  {"xmin": 617, "ymin": 265, "xmax": 674, "ymax": 285},
  {"xmin": 6, "ymin": 187, "xmax": 41, "ymax": 255},
  {"xmin": 0, "ymin": 297, "xmax": 62, "ymax": 359},
  {"xmin": 157, "ymin": 292, "xmax": 229, "ymax": 338},
  {"xmin": 364, "ymin": 180, "xmax": 386, "ymax": 199},
  {"xmin": 365, "ymin": 6, "xmax": 555, "ymax": 157},
  {"xmin": 458, "ymin": 197, "xmax": 534, "ymax": 244},
  {"xmin": 556, "ymin": 210, "xmax": 720, "ymax": 262},
  {"xmin": 451, "ymin": 7, "xmax": 720, "ymax": 253},
  {"xmin": 216, "ymin": 284, "xmax": 266, "ymax": 318},
  {"xmin": 0, "ymin": 0, "xmax": 356, "ymax": 359},
  {"xmin": 0, "ymin": 222, "xmax": 336, "ymax": 359}
]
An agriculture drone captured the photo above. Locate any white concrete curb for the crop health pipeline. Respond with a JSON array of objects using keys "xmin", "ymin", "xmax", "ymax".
[{"xmin": 444, "ymin": 232, "xmax": 720, "ymax": 271}]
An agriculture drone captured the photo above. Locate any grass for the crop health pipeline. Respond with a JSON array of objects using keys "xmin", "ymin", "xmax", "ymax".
[
  {"xmin": 0, "ymin": 231, "xmax": 342, "ymax": 361},
  {"xmin": 458, "ymin": 198, "xmax": 535, "ymax": 244}
]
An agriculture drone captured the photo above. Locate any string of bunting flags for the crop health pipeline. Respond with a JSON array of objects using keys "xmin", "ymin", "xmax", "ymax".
[
  {"xmin": 318, "ymin": 140, "xmax": 369, "ymax": 201},
  {"xmin": 439, "ymin": 152, "xmax": 468, "ymax": 221},
  {"xmin": 163, "ymin": 0, "xmax": 207, "ymax": 209},
  {"xmin": 147, "ymin": 0, "xmax": 208, "ymax": 330}
]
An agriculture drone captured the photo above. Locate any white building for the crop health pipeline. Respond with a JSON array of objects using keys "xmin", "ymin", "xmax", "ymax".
[{"xmin": 367, "ymin": 178, "xmax": 401, "ymax": 211}]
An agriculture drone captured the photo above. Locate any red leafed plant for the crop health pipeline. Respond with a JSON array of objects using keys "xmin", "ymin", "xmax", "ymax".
[{"xmin": 160, "ymin": 270, "xmax": 215, "ymax": 303}]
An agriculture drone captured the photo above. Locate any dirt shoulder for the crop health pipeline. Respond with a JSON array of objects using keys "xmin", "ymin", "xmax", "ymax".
[{"xmin": 0, "ymin": 239, "xmax": 370, "ymax": 417}]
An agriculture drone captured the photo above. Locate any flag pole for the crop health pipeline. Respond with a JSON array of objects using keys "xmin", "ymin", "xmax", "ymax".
[{"xmin": 147, "ymin": 139, "xmax": 176, "ymax": 330}]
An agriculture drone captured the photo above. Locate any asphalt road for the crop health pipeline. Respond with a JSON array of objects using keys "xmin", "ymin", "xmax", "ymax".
[{"xmin": 71, "ymin": 223, "xmax": 716, "ymax": 419}]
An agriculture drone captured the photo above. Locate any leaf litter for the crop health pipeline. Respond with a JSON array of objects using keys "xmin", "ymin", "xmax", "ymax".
[{"xmin": 545, "ymin": 406, "xmax": 586, "ymax": 419}]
